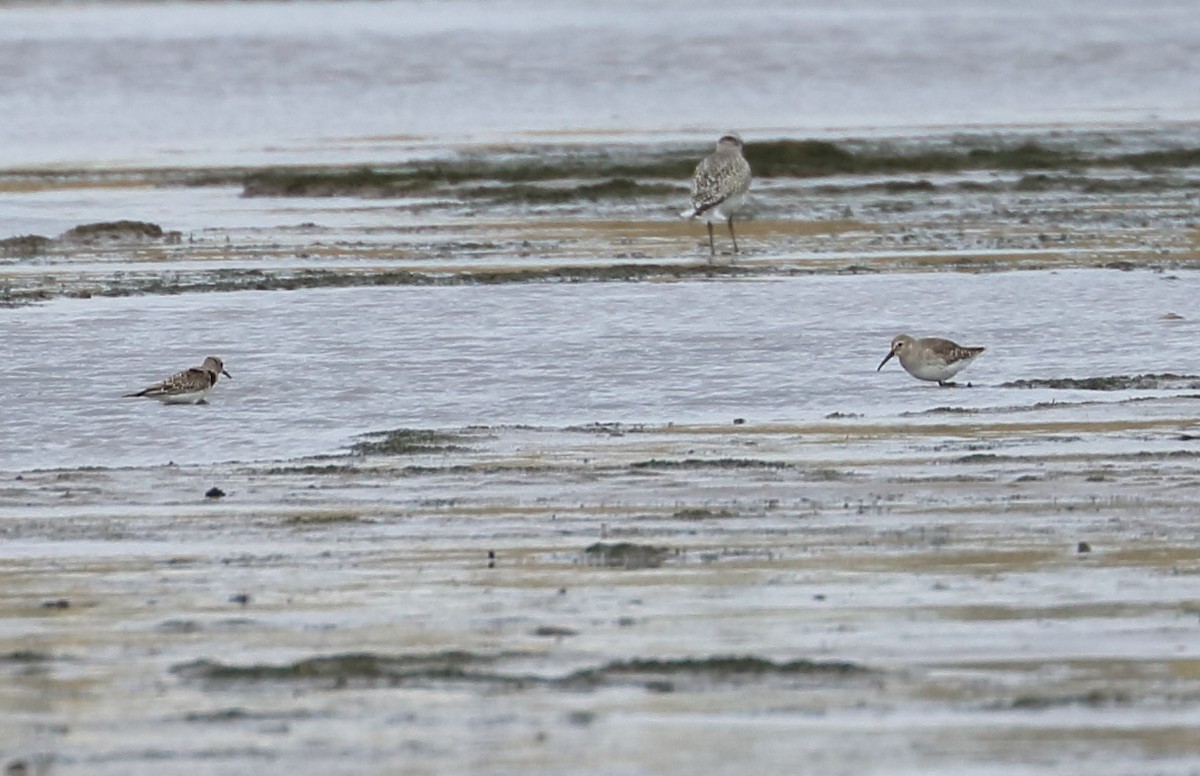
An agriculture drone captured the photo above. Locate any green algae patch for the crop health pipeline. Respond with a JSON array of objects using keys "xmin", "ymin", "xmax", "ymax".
[
  {"xmin": 464, "ymin": 178, "xmax": 680, "ymax": 204},
  {"xmin": 672, "ymin": 507, "xmax": 739, "ymax": 520},
  {"xmin": 263, "ymin": 464, "xmax": 362, "ymax": 475},
  {"xmin": 172, "ymin": 651, "xmax": 524, "ymax": 689},
  {"xmin": 1001, "ymin": 373, "xmax": 1200, "ymax": 391},
  {"xmin": 173, "ymin": 651, "xmax": 871, "ymax": 693},
  {"xmin": 629, "ymin": 458, "xmax": 792, "ymax": 470},
  {"xmin": 9, "ymin": 263, "xmax": 758, "ymax": 307},
  {"xmin": 0, "ymin": 234, "xmax": 53, "ymax": 257},
  {"xmin": 989, "ymin": 689, "xmax": 1131, "ymax": 710},
  {"xmin": 243, "ymin": 167, "xmax": 438, "ymax": 197},
  {"xmin": 583, "ymin": 542, "xmax": 671, "ymax": 569},
  {"xmin": 581, "ymin": 656, "xmax": 868, "ymax": 678},
  {"xmin": 349, "ymin": 428, "xmax": 469, "ymax": 457},
  {"xmin": 241, "ymin": 158, "xmax": 695, "ymax": 199},
  {"xmin": 59, "ymin": 220, "xmax": 165, "ymax": 244},
  {"xmin": 450, "ymin": 263, "xmax": 756, "ymax": 284},
  {"xmin": 0, "ymin": 650, "xmax": 54, "ymax": 662},
  {"xmin": 280, "ymin": 511, "xmax": 362, "ymax": 525},
  {"xmin": 744, "ymin": 139, "xmax": 1084, "ymax": 177},
  {"xmin": 560, "ymin": 656, "xmax": 872, "ymax": 692},
  {"xmin": 238, "ymin": 139, "xmax": 1148, "ymax": 201},
  {"xmin": 744, "ymin": 140, "xmax": 860, "ymax": 176}
]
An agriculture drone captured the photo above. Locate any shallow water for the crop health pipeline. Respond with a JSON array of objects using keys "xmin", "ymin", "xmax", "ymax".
[
  {"xmin": 2, "ymin": 268, "xmax": 1197, "ymax": 471},
  {"xmin": 3, "ymin": 0, "xmax": 1200, "ymax": 168}
]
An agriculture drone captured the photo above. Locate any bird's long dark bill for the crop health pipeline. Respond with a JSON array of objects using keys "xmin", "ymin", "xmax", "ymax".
[
  {"xmin": 877, "ymin": 351, "xmax": 896, "ymax": 371},
  {"xmin": 222, "ymin": 369, "xmax": 233, "ymax": 379}
]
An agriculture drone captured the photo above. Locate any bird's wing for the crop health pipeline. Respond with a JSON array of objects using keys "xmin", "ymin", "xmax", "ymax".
[
  {"xmin": 136, "ymin": 367, "xmax": 211, "ymax": 396},
  {"xmin": 688, "ymin": 155, "xmax": 750, "ymax": 216},
  {"xmin": 926, "ymin": 339, "xmax": 984, "ymax": 362}
]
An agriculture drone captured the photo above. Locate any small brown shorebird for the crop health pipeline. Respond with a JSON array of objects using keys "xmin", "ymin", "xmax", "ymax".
[
  {"xmin": 124, "ymin": 356, "xmax": 232, "ymax": 404},
  {"xmin": 877, "ymin": 334, "xmax": 984, "ymax": 387}
]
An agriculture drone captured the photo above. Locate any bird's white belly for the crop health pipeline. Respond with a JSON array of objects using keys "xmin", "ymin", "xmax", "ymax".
[
  {"xmin": 705, "ymin": 192, "xmax": 747, "ymax": 223},
  {"xmin": 905, "ymin": 356, "xmax": 974, "ymax": 382},
  {"xmin": 156, "ymin": 389, "xmax": 210, "ymax": 405}
]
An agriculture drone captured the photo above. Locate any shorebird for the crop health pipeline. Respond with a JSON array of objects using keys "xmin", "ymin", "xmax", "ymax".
[
  {"xmin": 681, "ymin": 132, "xmax": 752, "ymax": 261},
  {"xmin": 877, "ymin": 335, "xmax": 984, "ymax": 387},
  {"xmin": 124, "ymin": 356, "xmax": 232, "ymax": 404}
]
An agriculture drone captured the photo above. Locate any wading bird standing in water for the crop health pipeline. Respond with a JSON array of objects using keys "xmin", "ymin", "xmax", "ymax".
[
  {"xmin": 877, "ymin": 335, "xmax": 984, "ymax": 387},
  {"xmin": 124, "ymin": 356, "xmax": 232, "ymax": 404},
  {"xmin": 681, "ymin": 132, "xmax": 752, "ymax": 262}
]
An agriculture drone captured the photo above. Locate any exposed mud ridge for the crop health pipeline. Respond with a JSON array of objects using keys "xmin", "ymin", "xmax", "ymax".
[
  {"xmin": 172, "ymin": 651, "xmax": 519, "ymax": 689},
  {"xmin": 562, "ymin": 656, "xmax": 872, "ymax": 690},
  {"xmin": 562, "ymin": 421, "xmax": 645, "ymax": 435},
  {"xmin": 0, "ymin": 220, "xmax": 178, "ymax": 258},
  {"xmin": 7, "ymin": 131, "xmax": 1200, "ymax": 198},
  {"xmin": 173, "ymin": 651, "xmax": 872, "ymax": 692},
  {"xmin": 461, "ymin": 178, "xmax": 681, "ymax": 204},
  {"xmin": 1, "ymin": 263, "xmax": 762, "ymax": 308},
  {"xmin": 987, "ymin": 689, "xmax": 1131, "ymax": 710},
  {"xmin": 262, "ymin": 463, "xmax": 361, "ymax": 475},
  {"xmin": 0, "ymin": 650, "xmax": 54, "ymax": 663},
  {"xmin": 1001, "ymin": 374, "xmax": 1200, "ymax": 391},
  {"xmin": 59, "ymin": 220, "xmax": 170, "ymax": 245},
  {"xmin": 629, "ymin": 458, "xmax": 792, "ymax": 470},
  {"xmin": 236, "ymin": 139, "xmax": 1200, "ymax": 200},
  {"xmin": 583, "ymin": 542, "xmax": 672, "ymax": 569},
  {"xmin": 348, "ymin": 428, "xmax": 471, "ymax": 456},
  {"xmin": 0, "ymin": 234, "xmax": 53, "ymax": 257},
  {"xmin": 2, "ymin": 263, "xmax": 758, "ymax": 307}
]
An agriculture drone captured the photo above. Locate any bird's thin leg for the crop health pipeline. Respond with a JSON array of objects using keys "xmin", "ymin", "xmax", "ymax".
[
  {"xmin": 727, "ymin": 215, "xmax": 739, "ymax": 258},
  {"xmin": 706, "ymin": 221, "xmax": 715, "ymax": 262}
]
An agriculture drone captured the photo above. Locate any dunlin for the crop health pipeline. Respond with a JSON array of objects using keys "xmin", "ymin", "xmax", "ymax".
[
  {"xmin": 124, "ymin": 356, "xmax": 232, "ymax": 404},
  {"xmin": 680, "ymin": 133, "xmax": 752, "ymax": 261},
  {"xmin": 877, "ymin": 335, "xmax": 984, "ymax": 387}
]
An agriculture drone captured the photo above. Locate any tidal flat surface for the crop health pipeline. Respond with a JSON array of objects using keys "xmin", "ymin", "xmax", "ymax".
[
  {"xmin": 4, "ymin": 203, "xmax": 1200, "ymax": 775},
  {"xmin": 4, "ymin": 137, "xmax": 1200, "ymax": 775},
  {"xmin": 4, "ymin": 1, "xmax": 1200, "ymax": 773}
]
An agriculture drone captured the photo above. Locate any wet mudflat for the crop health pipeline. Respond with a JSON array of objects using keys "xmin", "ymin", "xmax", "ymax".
[
  {"xmin": 3, "ymin": 3, "xmax": 1200, "ymax": 767},
  {"xmin": 3, "ymin": 128, "xmax": 1200, "ymax": 772},
  {"xmin": 3, "ymin": 265, "xmax": 1200, "ymax": 775},
  {"xmin": 3, "ymin": 414, "xmax": 1200, "ymax": 775}
]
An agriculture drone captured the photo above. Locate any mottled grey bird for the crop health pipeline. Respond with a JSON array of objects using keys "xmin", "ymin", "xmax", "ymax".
[
  {"xmin": 124, "ymin": 356, "xmax": 232, "ymax": 404},
  {"xmin": 681, "ymin": 132, "xmax": 752, "ymax": 261},
  {"xmin": 877, "ymin": 334, "xmax": 985, "ymax": 387}
]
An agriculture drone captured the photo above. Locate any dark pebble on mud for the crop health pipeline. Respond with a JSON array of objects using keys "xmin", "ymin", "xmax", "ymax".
[
  {"xmin": 532, "ymin": 625, "xmax": 579, "ymax": 638},
  {"xmin": 205, "ymin": 487, "xmax": 226, "ymax": 499},
  {"xmin": 567, "ymin": 710, "xmax": 596, "ymax": 726},
  {"xmin": 1077, "ymin": 541, "xmax": 1092, "ymax": 554}
]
